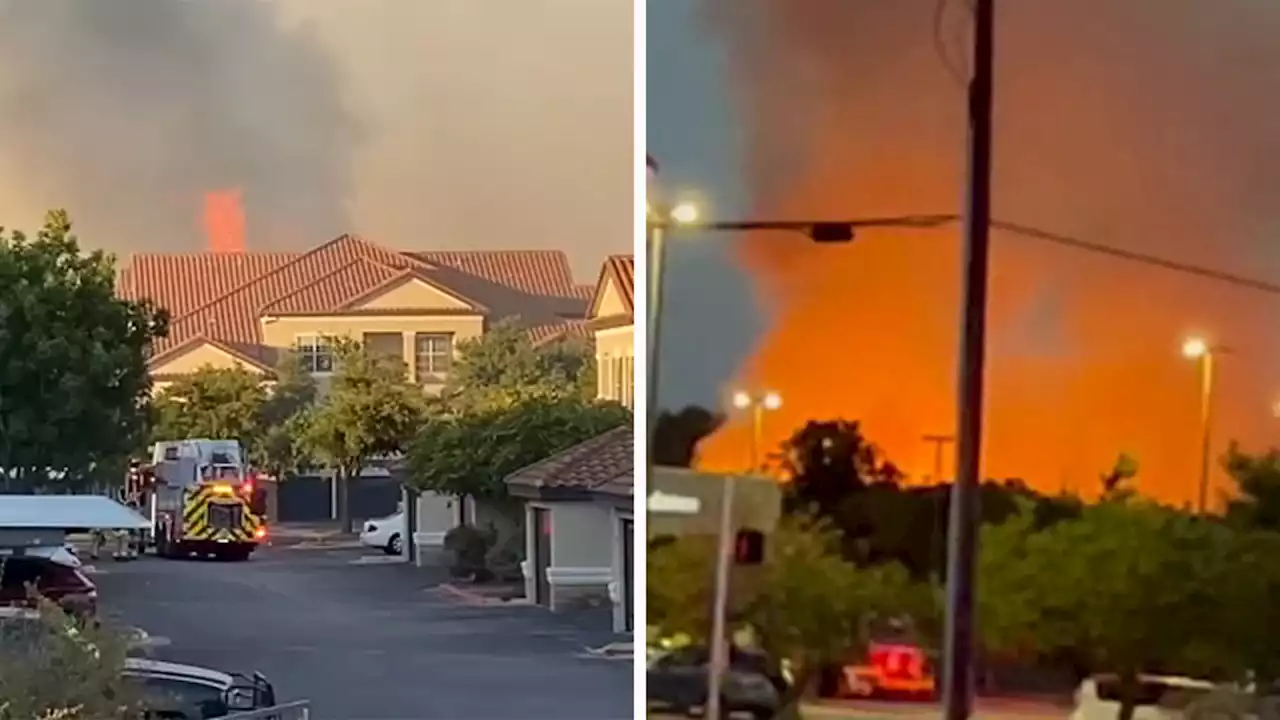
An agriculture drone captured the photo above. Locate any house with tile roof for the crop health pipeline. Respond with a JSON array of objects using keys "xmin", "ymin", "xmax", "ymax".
[
  {"xmin": 117, "ymin": 234, "xmax": 592, "ymax": 392},
  {"xmin": 503, "ymin": 254, "xmax": 635, "ymax": 634}
]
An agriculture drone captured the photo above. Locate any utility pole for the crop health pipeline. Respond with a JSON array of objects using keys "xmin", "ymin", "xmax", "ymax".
[
  {"xmin": 923, "ymin": 434, "xmax": 955, "ymax": 482},
  {"xmin": 942, "ymin": 0, "xmax": 995, "ymax": 718}
]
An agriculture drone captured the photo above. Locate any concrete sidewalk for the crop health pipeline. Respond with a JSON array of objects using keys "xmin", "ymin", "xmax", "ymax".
[{"xmin": 266, "ymin": 522, "xmax": 364, "ymax": 549}]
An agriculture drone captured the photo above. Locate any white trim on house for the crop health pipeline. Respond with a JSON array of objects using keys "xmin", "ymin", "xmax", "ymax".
[
  {"xmin": 413, "ymin": 531, "xmax": 445, "ymax": 547},
  {"xmin": 611, "ymin": 508, "xmax": 634, "ymax": 634},
  {"xmin": 546, "ymin": 566, "xmax": 612, "ymax": 586}
]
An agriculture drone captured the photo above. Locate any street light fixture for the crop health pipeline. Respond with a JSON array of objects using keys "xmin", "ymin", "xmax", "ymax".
[
  {"xmin": 1182, "ymin": 336, "xmax": 1218, "ymax": 514},
  {"xmin": 704, "ymin": 389, "xmax": 782, "ymax": 720},
  {"xmin": 1182, "ymin": 337, "xmax": 1209, "ymax": 360}
]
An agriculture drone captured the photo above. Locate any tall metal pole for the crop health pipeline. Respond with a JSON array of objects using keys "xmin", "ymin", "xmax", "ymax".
[
  {"xmin": 704, "ymin": 448, "xmax": 740, "ymax": 720},
  {"xmin": 1196, "ymin": 352, "xmax": 1215, "ymax": 514},
  {"xmin": 942, "ymin": 0, "xmax": 995, "ymax": 717},
  {"xmin": 648, "ymin": 225, "xmax": 667, "ymax": 440}
]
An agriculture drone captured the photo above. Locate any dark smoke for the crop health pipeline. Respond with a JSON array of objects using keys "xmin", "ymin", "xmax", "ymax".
[
  {"xmin": 0, "ymin": 0, "xmax": 360, "ymax": 252},
  {"xmin": 696, "ymin": 0, "xmax": 1280, "ymax": 502}
]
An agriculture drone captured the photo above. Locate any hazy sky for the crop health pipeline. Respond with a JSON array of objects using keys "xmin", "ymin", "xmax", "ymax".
[
  {"xmin": 0, "ymin": 0, "xmax": 631, "ymax": 280},
  {"xmin": 647, "ymin": 0, "xmax": 757, "ymax": 411}
]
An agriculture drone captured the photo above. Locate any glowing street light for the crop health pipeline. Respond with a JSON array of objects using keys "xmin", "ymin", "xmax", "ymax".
[
  {"xmin": 1182, "ymin": 336, "xmax": 1219, "ymax": 513},
  {"xmin": 669, "ymin": 200, "xmax": 700, "ymax": 225},
  {"xmin": 1181, "ymin": 336, "xmax": 1209, "ymax": 359}
]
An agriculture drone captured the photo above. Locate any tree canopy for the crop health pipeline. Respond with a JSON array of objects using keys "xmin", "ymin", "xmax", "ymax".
[
  {"xmin": 151, "ymin": 366, "xmax": 266, "ymax": 447},
  {"xmin": 149, "ymin": 353, "xmax": 318, "ymax": 480},
  {"xmin": 0, "ymin": 210, "xmax": 168, "ymax": 491},
  {"xmin": 978, "ymin": 499, "xmax": 1244, "ymax": 719},
  {"xmin": 651, "ymin": 405, "xmax": 724, "ymax": 468},
  {"xmin": 301, "ymin": 338, "xmax": 427, "ymax": 531},
  {"xmin": 440, "ymin": 319, "xmax": 595, "ymax": 411},
  {"xmin": 407, "ymin": 394, "xmax": 630, "ymax": 501},
  {"xmin": 648, "ymin": 515, "xmax": 923, "ymax": 715}
]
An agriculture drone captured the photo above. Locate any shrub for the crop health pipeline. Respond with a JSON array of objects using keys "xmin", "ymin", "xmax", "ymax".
[
  {"xmin": 444, "ymin": 524, "xmax": 496, "ymax": 581},
  {"xmin": 0, "ymin": 599, "xmax": 142, "ymax": 720}
]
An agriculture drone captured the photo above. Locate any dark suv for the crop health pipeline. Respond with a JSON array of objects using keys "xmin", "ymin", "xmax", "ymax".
[
  {"xmin": 0, "ymin": 554, "xmax": 98, "ymax": 619},
  {"xmin": 648, "ymin": 646, "xmax": 791, "ymax": 719}
]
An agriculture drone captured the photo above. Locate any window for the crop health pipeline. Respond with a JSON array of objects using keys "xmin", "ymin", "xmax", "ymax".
[
  {"xmin": 295, "ymin": 335, "xmax": 334, "ymax": 373},
  {"xmin": 131, "ymin": 675, "xmax": 227, "ymax": 719},
  {"xmin": 414, "ymin": 333, "xmax": 453, "ymax": 382},
  {"xmin": 362, "ymin": 332, "xmax": 403, "ymax": 360}
]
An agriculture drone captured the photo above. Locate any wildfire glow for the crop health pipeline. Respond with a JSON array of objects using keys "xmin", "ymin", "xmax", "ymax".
[
  {"xmin": 203, "ymin": 189, "xmax": 246, "ymax": 254},
  {"xmin": 692, "ymin": 1, "xmax": 1280, "ymax": 507}
]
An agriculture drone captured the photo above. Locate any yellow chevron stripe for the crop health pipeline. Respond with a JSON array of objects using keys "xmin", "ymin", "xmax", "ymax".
[{"xmin": 182, "ymin": 489, "xmax": 211, "ymax": 539}]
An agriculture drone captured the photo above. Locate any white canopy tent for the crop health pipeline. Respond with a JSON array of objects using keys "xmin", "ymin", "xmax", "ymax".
[{"xmin": 0, "ymin": 495, "xmax": 149, "ymax": 531}]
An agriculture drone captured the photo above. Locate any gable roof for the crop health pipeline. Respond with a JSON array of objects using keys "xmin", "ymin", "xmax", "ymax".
[
  {"xmin": 152, "ymin": 235, "xmax": 427, "ymax": 354},
  {"xmin": 119, "ymin": 237, "xmax": 598, "ymax": 362},
  {"xmin": 118, "ymin": 252, "xmax": 298, "ymax": 319},
  {"xmin": 505, "ymin": 425, "xmax": 633, "ymax": 499},
  {"xmin": 148, "ymin": 334, "xmax": 275, "ymax": 375},
  {"xmin": 589, "ymin": 255, "xmax": 635, "ymax": 319},
  {"xmin": 527, "ymin": 319, "xmax": 592, "ymax": 348}
]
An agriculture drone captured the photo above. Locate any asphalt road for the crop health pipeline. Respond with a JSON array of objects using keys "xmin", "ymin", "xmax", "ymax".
[{"xmin": 89, "ymin": 544, "xmax": 632, "ymax": 720}]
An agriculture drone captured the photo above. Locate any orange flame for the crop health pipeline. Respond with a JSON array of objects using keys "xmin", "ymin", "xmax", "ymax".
[{"xmin": 203, "ymin": 189, "xmax": 246, "ymax": 254}]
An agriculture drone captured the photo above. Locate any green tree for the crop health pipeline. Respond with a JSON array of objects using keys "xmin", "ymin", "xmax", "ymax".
[
  {"xmin": 648, "ymin": 516, "xmax": 918, "ymax": 719},
  {"xmin": 302, "ymin": 338, "xmax": 427, "ymax": 533},
  {"xmin": 1223, "ymin": 443, "xmax": 1280, "ymax": 531},
  {"xmin": 407, "ymin": 394, "xmax": 630, "ymax": 506},
  {"xmin": 441, "ymin": 319, "xmax": 595, "ymax": 411},
  {"xmin": 0, "ymin": 210, "xmax": 168, "ymax": 491},
  {"xmin": 979, "ymin": 500, "xmax": 1238, "ymax": 720},
  {"xmin": 150, "ymin": 366, "xmax": 267, "ymax": 447},
  {"xmin": 0, "ymin": 600, "xmax": 142, "ymax": 719},
  {"xmin": 248, "ymin": 351, "xmax": 318, "ymax": 481}
]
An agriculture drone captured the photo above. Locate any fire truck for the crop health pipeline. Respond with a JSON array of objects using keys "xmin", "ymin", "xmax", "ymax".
[{"xmin": 131, "ymin": 439, "xmax": 269, "ymax": 561}]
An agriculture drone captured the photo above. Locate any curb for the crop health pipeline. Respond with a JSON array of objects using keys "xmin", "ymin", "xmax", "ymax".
[
  {"xmin": 270, "ymin": 539, "xmax": 365, "ymax": 550},
  {"xmin": 436, "ymin": 583, "xmax": 531, "ymax": 607}
]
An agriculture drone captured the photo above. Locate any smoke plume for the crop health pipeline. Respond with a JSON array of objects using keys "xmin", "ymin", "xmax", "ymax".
[
  {"xmin": 0, "ymin": 0, "xmax": 360, "ymax": 252},
  {"xmin": 697, "ymin": 0, "xmax": 1280, "ymax": 505}
]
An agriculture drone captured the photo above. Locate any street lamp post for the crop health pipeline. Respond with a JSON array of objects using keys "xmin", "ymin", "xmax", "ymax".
[
  {"xmin": 704, "ymin": 390, "xmax": 781, "ymax": 720},
  {"xmin": 1182, "ymin": 337, "xmax": 1218, "ymax": 514}
]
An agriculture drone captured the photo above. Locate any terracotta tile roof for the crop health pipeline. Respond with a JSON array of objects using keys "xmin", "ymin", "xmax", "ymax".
[
  {"xmin": 527, "ymin": 320, "xmax": 592, "ymax": 348},
  {"xmin": 589, "ymin": 254, "xmax": 635, "ymax": 318},
  {"xmin": 122, "ymin": 239, "xmax": 596, "ymax": 362},
  {"xmin": 157, "ymin": 235, "xmax": 426, "ymax": 354},
  {"xmin": 118, "ymin": 252, "xmax": 299, "ymax": 318},
  {"xmin": 573, "ymin": 284, "xmax": 595, "ymax": 301},
  {"xmin": 148, "ymin": 334, "xmax": 275, "ymax": 374},
  {"xmin": 505, "ymin": 425, "xmax": 633, "ymax": 497},
  {"xmin": 406, "ymin": 250, "xmax": 579, "ymax": 298}
]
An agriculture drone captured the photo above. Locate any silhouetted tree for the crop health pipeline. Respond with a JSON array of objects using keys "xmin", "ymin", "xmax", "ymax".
[
  {"xmin": 651, "ymin": 405, "xmax": 724, "ymax": 467},
  {"xmin": 780, "ymin": 419, "xmax": 901, "ymax": 515},
  {"xmin": 1223, "ymin": 442, "xmax": 1280, "ymax": 531}
]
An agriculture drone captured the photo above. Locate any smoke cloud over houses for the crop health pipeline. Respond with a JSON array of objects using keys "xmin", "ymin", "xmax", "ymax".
[{"xmin": 0, "ymin": 0, "xmax": 359, "ymax": 252}]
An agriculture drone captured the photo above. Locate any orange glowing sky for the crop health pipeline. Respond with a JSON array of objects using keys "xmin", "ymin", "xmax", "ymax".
[{"xmin": 691, "ymin": 0, "xmax": 1280, "ymax": 507}]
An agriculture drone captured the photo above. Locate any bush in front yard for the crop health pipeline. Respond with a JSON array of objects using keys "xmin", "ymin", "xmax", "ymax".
[
  {"xmin": 444, "ymin": 525, "xmax": 496, "ymax": 582},
  {"xmin": 0, "ymin": 599, "xmax": 142, "ymax": 720}
]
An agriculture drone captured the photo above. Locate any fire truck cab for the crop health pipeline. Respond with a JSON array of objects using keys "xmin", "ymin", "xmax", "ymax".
[{"xmin": 144, "ymin": 439, "xmax": 268, "ymax": 562}]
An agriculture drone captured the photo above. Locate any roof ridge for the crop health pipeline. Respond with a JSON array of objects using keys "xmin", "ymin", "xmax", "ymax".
[
  {"xmin": 336, "ymin": 266, "xmax": 490, "ymax": 313},
  {"xmin": 170, "ymin": 234, "xmax": 421, "ymax": 328},
  {"xmin": 168, "ymin": 234, "xmax": 358, "ymax": 325},
  {"xmin": 258, "ymin": 257, "xmax": 393, "ymax": 315}
]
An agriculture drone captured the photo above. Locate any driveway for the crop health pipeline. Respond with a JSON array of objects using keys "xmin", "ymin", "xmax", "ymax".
[{"xmin": 90, "ymin": 545, "xmax": 632, "ymax": 720}]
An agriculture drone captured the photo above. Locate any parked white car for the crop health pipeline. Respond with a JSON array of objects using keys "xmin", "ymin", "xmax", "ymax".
[
  {"xmin": 1070, "ymin": 674, "xmax": 1227, "ymax": 720},
  {"xmin": 359, "ymin": 512, "xmax": 405, "ymax": 555}
]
